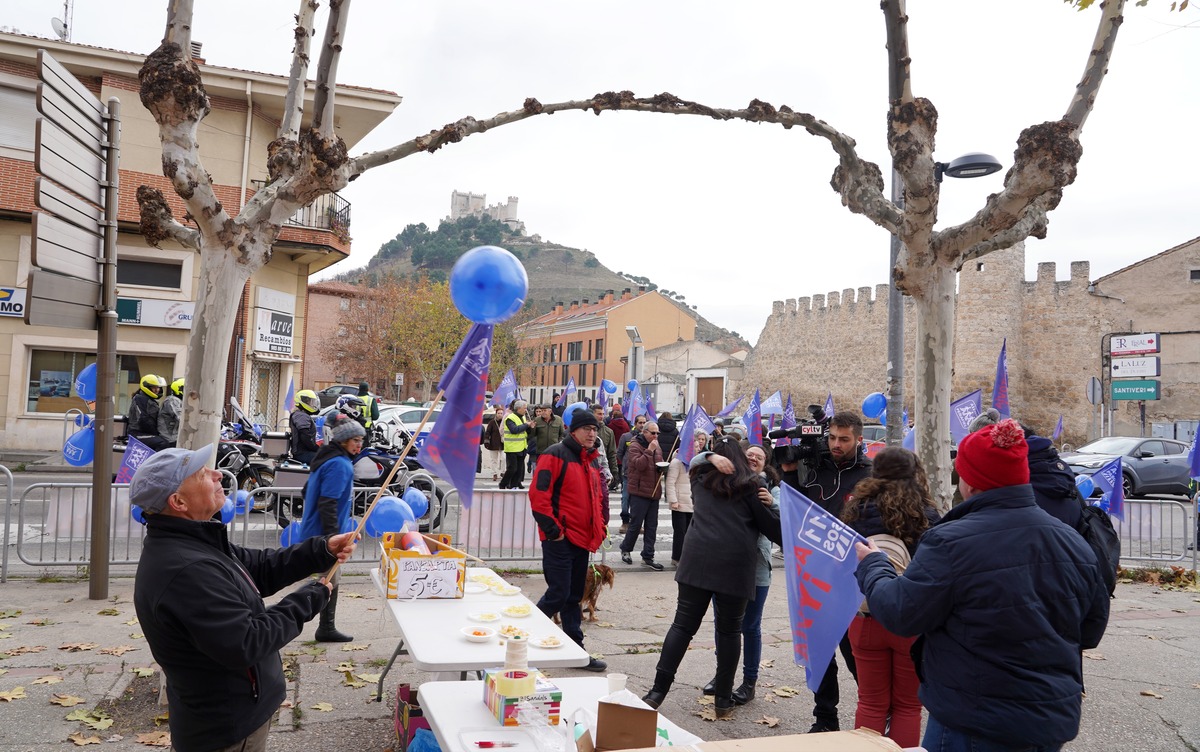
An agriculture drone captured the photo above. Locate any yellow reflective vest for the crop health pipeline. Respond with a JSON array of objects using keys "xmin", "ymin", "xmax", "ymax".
[{"xmin": 503, "ymin": 413, "xmax": 529, "ymax": 453}]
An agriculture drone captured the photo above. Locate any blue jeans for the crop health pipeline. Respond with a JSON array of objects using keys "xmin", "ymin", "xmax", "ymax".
[
  {"xmin": 620, "ymin": 475, "xmax": 631, "ymax": 524},
  {"xmin": 620, "ymin": 494, "xmax": 659, "ymax": 561},
  {"xmin": 536, "ymin": 538, "xmax": 589, "ymax": 648},
  {"xmin": 924, "ymin": 714, "xmax": 1063, "ymax": 752}
]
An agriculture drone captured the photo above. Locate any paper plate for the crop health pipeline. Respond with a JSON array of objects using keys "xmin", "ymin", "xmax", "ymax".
[
  {"xmin": 490, "ymin": 584, "xmax": 522, "ymax": 596},
  {"xmin": 464, "ymin": 582, "xmax": 489, "ymax": 594},
  {"xmin": 531, "ymin": 636, "xmax": 564, "ymax": 649},
  {"xmin": 469, "ymin": 612, "xmax": 501, "ymax": 623},
  {"xmin": 501, "ymin": 604, "xmax": 532, "ymax": 618}
]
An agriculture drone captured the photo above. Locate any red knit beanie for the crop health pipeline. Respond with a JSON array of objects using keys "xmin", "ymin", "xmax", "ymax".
[{"xmin": 955, "ymin": 418, "xmax": 1029, "ymax": 491}]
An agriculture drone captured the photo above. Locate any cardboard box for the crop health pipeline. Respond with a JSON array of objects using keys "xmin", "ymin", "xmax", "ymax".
[
  {"xmin": 574, "ymin": 700, "xmax": 658, "ymax": 752},
  {"xmin": 615, "ymin": 728, "xmax": 904, "ymax": 751},
  {"xmin": 379, "ymin": 532, "xmax": 466, "ymax": 599},
  {"xmin": 482, "ymin": 667, "xmax": 563, "ymax": 726}
]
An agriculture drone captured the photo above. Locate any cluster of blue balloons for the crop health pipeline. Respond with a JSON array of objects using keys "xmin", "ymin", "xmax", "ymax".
[
  {"xmin": 61, "ymin": 364, "xmax": 100, "ymax": 467},
  {"xmin": 449, "ymin": 246, "xmax": 529, "ymax": 324},
  {"xmin": 362, "ymin": 487, "xmax": 430, "ymax": 538},
  {"xmin": 562, "ymin": 401, "xmax": 590, "ymax": 428}
]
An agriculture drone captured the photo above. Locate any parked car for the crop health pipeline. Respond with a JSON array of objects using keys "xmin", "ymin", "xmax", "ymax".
[
  {"xmin": 1061, "ymin": 436, "xmax": 1193, "ymax": 498},
  {"xmin": 376, "ymin": 403, "xmax": 443, "ymax": 452},
  {"xmin": 861, "ymin": 423, "xmax": 886, "ymax": 458},
  {"xmin": 316, "ymin": 383, "xmax": 371, "ymax": 408}
]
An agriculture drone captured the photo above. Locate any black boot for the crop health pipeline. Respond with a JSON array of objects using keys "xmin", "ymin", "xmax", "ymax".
[
  {"xmin": 714, "ymin": 695, "xmax": 735, "ymax": 719},
  {"xmin": 732, "ymin": 679, "xmax": 756, "ymax": 705},
  {"xmin": 314, "ymin": 587, "xmax": 353, "ymax": 642},
  {"xmin": 702, "ymin": 678, "xmax": 717, "ymax": 696}
]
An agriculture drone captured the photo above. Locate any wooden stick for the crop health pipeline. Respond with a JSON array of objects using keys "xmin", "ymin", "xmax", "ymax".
[
  {"xmin": 418, "ymin": 532, "xmax": 487, "ymax": 564},
  {"xmin": 651, "ymin": 433, "xmax": 682, "ymax": 497},
  {"xmin": 324, "ymin": 390, "xmax": 445, "ymax": 581}
]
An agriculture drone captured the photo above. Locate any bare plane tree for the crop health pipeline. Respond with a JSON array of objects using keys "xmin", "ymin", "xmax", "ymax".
[{"xmin": 138, "ymin": 0, "xmax": 1126, "ymax": 504}]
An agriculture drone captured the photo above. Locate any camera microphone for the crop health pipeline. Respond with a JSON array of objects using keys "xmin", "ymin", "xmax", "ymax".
[{"xmin": 767, "ymin": 428, "xmax": 792, "ymax": 440}]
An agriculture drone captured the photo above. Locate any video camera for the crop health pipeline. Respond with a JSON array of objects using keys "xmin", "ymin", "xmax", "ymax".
[{"xmin": 768, "ymin": 404, "xmax": 831, "ymax": 470}]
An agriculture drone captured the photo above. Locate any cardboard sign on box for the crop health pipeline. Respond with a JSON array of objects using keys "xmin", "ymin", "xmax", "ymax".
[
  {"xmin": 574, "ymin": 701, "xmax": 659, "ymax": 752},
  {"xmin": 379, "ymin": 532, "xmax": 466, "ymax": 599}
]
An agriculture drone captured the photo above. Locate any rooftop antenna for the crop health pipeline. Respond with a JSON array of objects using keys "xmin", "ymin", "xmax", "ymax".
[{"xmin": 51, "ymin": 0, "xmax": 73, "ymax": 41}]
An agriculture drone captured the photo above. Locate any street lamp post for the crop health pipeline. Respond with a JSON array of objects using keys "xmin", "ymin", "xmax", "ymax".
[{"xmin": 885, "ymin": 152, "xmax": 1002, "ymax": 446}]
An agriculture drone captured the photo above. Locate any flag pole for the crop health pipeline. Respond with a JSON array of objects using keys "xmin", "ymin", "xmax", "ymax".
[
  {"xmin": 651, "ymin": 433, "xmax": 682, "ymax": 497},
  {"xmin": 418, "ymin": 532, "xmax": 487, "ymax": 564},
  {"xmin": 324, "ymin": 390, "xmax": 445, "ymax": 581}
]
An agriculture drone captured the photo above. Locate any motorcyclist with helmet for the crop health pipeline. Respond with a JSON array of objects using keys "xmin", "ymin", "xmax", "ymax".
[
  {"xmin": 356, "ymin": 381, "xmax": 379, "ymax": 428},
  {"xmin": 130, "ymin": 374, "xmax": 171, "ymax": 450},
  {"xmin": 158, "ymin": 378, "xmax": 185, "ymax": 447},
  {"xmin": 290, "ymin": 389, "xmax": 322, "ymax": 465}
]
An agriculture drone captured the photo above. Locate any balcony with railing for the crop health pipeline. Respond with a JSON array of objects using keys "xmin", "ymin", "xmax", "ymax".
[{"xmin": 251, "ymin": 181, "xmax": 351, "ymax": 244}]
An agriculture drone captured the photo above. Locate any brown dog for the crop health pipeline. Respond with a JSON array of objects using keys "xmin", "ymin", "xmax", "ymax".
[{"xmin": 551, "ymin": 563, "xmax": 616, "ymax": 624}]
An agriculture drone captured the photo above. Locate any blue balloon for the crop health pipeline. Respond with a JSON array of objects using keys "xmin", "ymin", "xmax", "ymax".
[
  {"xmin": 1075, "ymin": 474, "xmax": 1095, "ymax": 498},
  {"xmin": 364, "ymin": 496, "xmax": 416, "ymax": 538},
  {"xmin": 233, "ymin": 489, "xmax": 252, "ymax": 516},
  {"xmin": 74, "ymin": 363, "xmax": 98, "ymax": 401},
  {"xmin": 902, "ymin": 427, "xmax": 916, "ymax": 450},
  {"xmin": 562, "ymin": 401, "xmax": 589, "ymax": 429},
  {"xmin": 74, "ymin": 413, "xmax": 93, "ymax": 428},
  {"xmin": 341, "ymin": 516, "xmax": 359, "ymax": 535},
  {"xmin": 449, "ymin": 245, "xmax": 529, "ymax": 324},
  {"xmin": 131, "ymin": 505, "xmax": 147, "ymax": 526},
  {"xmin": 402, "ymin": 487, "xmax": 429, "ymax": 519},
  {"xmin": 627, "ymin": 380, "xmax": 638, "ymax": 392},
  {"xmin": 861, "ymin": 392, "xmax": 887, "ymax": 420},
  {"xmin": 63, "ymin": 426, "xmax": 95, "ymax": 467},
  {"xmin": 313, "ymin": 416, "xmax": 325, "ymax": 441},
  {"xmin": 600, "ymin": 379, "xmax": 618, "ymax": 395},
  {"xmin": 280, "ymin": 523, "xmax": 298, "ymax": 546},
  {"xmin": 219, "ymin": 499, "xmax": 235, "ymax": 525}
]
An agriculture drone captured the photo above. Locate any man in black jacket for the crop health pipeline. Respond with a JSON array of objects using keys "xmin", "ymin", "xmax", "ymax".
[
  {"xmin": 780, "ymin": 411, "xmax": 872, "ymax": 733},
  {"xmin": 132, "ymin": 445, "xmax": 357, "ymax": 752}
]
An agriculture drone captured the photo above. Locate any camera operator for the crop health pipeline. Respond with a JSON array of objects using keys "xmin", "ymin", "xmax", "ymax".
[{"xmin": 774, "ymin": 409, "xmax": 871, "ymax": 734}]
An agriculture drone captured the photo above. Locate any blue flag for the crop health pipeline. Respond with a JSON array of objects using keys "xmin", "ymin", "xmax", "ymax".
[
  {"xmin": 1189, "ymin": 435, "xmax": 1200, "ymax": 481},
  {"xmin": 950, "ymin": 390, "xmax": 983, "ymax": 445},
  {"xmin": 744, "ymin": 389, "xmax": 763, "ymax": 446},
  {"xmin": 626, "ymin": 383, "xmax": 646, "ymax": 420},
  {"xmin": 776, "ymin": 396, "xmax": 797, "ymax": 447},
  {"xmin": 1091, "ymin": 457, "xmax": 1125, "ymax": 522},
  {"xmin": 761, "ymin": 390, "xmax": 784, "ymax": 416},
  {"xmin": 823, "ymin": 393, "xmax": 834, "ymax": 419},
  {"xmin": 492, "ymin": 369, "xmax": 520, "ymax": 409},
  {"xmin": 1053, "ymin": 415, "xmax": 1064, "ymax": 441},
  {"xmin": 646, "ymin": 397, "xmax": 656, "ymax": 421},
  {"xmin": 992, "ymin": 339, "xmax": 1010, "ymax": 418},
  {"xmin": 555, "ymin": 377, "xmax": 576, "ymax": 408},
  {"xmin": 717, "ymin": 395, "xmax": 743, "ymax": 418},
  {"xmin": 597, "ymin": 390, "xmax": 608, "ymax": 412},
  {"xmin": 283, "ymin": 378, "xmax": 295, "ymax": 414},
  {"xmin": 677, "ymin": 405, "xmax": 717, "ymax": 467},
  {"xmin": 115, "ymin": 436, "xmax": 156, "ymax": 484},
  {"xmin": 421, "ymin": 324, "xmax": 493, "ymax": 510},
  {"xmin": 779, "ymin": 484, "xmax": 866, "ymax": 693}
]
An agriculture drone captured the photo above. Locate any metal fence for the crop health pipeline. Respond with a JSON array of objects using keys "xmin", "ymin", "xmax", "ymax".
[{"xmin": 1116, "ymin": 497, "xmax": 1198, "ymax": 568}]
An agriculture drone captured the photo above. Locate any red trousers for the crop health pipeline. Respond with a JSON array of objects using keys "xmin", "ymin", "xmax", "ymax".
[{"xmin": 848, "ymin": 614, "xmax": 922, "ymax": 748}]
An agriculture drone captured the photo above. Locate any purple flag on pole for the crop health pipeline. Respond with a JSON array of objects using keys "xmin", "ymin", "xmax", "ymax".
[
  {"xmin": 492, "ymin": 369, "xmax": 520, "ymax": 409},
  {"xmin": 115, "ymin": 436, "xmax": 156, "ymax": 484},
  {"xmin": 421, "ymin": 324, "xmax": 493, "ymax": 510},
  {"xmin": 992, "ymin": 339, "xmax": 1010, "ymax": 418},
  {"xmin": 823, "ymin": 393, "xmax": 835, "ymax": 419},
  {"xmin": 1091, "ymin": 457, "xmax": 1125, "ymax": 521},
  {"xmin": 1053, "ymin": 415, "xmax": 1064, "ymax": 441},
  {"xmin": 744, "ymin": 389, "xmax": 763, "ymax": 446},
  {"xmin": 776, "ymin": 396, "xmax": 797, "ymax": 447},
  {"xmin": 717, "ymin": 395, "xmax": 743, "ymax": 418},
  {"xmin": 677, "ymin": 405, "xmax": 717, "ymax": 468},
  {"xmin": 1188, "ymin": 435, "xmax": 1200, "ymax": 481},
  {"xmin": 283, "ymin": 378, "xmax": 295, "ymax": 414},
  {"xmin": 779, "ymin": 484, "xmax": 866, "ymax": 693},
  {"xmin": 646, "ymin": 397, "xmax": 656, "ymax": 421},
  {"xmin": 555, "ymin": 377, "xmax": 576, "ymax": 407},
  {"xmin": 626, "ymin": 384, "xmax": 646, "ymax": 420},
  {"xmin": 950, "ymin": 390, "xmax": 983, "ymax": 445},
  {"xmin": 761, "ymin": 390, "xmax": 784, "ymax": 416},
  {"xmin": 597, "ymin": 390, "xmax": 608, "ymax": 412}
]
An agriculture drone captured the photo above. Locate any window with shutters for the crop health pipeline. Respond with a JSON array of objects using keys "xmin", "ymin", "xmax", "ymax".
[{"xmin": 0, "ymin": 81, "xmax": 36, "ymax": 154}]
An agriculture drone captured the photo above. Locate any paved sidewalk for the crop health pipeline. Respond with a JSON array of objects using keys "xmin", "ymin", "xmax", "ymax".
[{"xmin": 0, "ymin": 571, "xmax": 1198, "ymax": 751}]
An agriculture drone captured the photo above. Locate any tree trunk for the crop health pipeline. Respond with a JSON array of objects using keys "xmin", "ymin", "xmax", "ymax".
[{"xmin": 912, "ymin": 262, "xmax": 956, "ymax": 511}]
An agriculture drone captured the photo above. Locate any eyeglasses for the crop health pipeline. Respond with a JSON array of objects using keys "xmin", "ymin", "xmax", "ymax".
[{"xmin": 645, "ymin": 429, "xmax": 659, "ymax": 435}]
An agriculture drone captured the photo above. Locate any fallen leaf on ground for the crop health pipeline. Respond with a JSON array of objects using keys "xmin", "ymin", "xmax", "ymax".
[
  {"xmin": 696, "ymin": 696, "xmax": 714, "ymax": 706},
  {"xmin": 341, "ymin": 644, "xmax": 368, "ymax": 651},
  {"xmin": 99, "ymin": 646, "xmax": 137, "ymax": 656},
  {"xmin": 1083, "ymin": 653, "xmax": 1106, "ymax": 661},
  {"xmin": 336, "ymin": 661, "xmax": 356, "ymax": 672},
  {"xmin": 67, "ymin": 732, "xmax": 101, "ymax": 746},
  {"xmin": 130, "ymin": 633, "xmax": 144, "ymax": 640},
  {"xmin": 0, "ymin": 633, "xmax": 10, "ymax": 639},
  {"xmin": 124, "ymin": 619, "xmax": 139, "ymax": 626},
  {"xmin": 0, "ymin": 610, "xmax": 21, "ymax": 618},
  {"xmin": 1191, "ymin": 684, "xmax": 1200, "ymax": 690},
  {"xmin": 60, "ymin": 643, "xmax": 99, "ymax": 652},
  {"xmin": 50, "ymin": 694, "xmax": 86, "ymax": 706},
  {"xmin": 32, "ymin": 675, "xmax": 63, "ymax": 684},
  {"xmin": 0, "ymin": 669, "xmax": 6, "ymax": 675},
  {"xmin": 759, "ymin": 659, "xmax": 774, "ymax": 669},
  {"xmin": 153, "ymin": 712, "xmax": 169, "ymax": 726},
  {"xmin": 97, "ymin": 609, "xmax": 120, "ymax": 617},
  {"xmin": 758, "ymin": 681, "xmax": 776, "ymax": 688},
  {"xmin": 29, "ymin": 618, "xmax": 53, "ymax": 626},
  {"xmin": 311, "ymin": 702, "xmax": 334, "ymax": 712},
  {"xmin": 357, "ymin": 672, "xmax": 381, "ymax": 683},
  {"xmin": 106, "ymin": 735, "xmax": 123, "ymax": 742},
  {"xmin": 280, "ymin": 700, "xmax": 294, "ymax": 708},
  {"xmin": 0, "ymin": 686, "xmax": 27, "ymax": 701},
  {"xmin": 6, "ymin": 645, "xmax": 47, "ymax": 656},
  {"xmin": 342, "ymin": 671, "xmax": 367, "ymax": 688},
  {"xmin": 654, "ymin": 614, "xmax": 666, "ymax": 618},
  {"xmin": 1140, "ymin": 690, "xmax": 1164, "ymax": 699},
  {"xmin": 344, "ymin": 592, "xmax": 364, "ymax": 599},
  {"xmin": 65, "ymin": 709, "xmax": 94, "ymax": 722},
  {"xmin": 772, "ymin": 686, "xmax": 801, "ymax": 697},
  {"xmin": 0, "ymin": 624, "xmax": 9, "ymax": 630},
  {"xmin": 85, "ymin": 717, "xmax": 114, "ymax": 731},
  {"xmin": 132, "ymin": 667, "xmax": 155, "ymax": 678},
  {"xmin": 135, "ymin": 731, "xmax": 171, "ymax": 747},
  {"xmin": 763, "ymin": 693, "xmax": 778, "ymax": 703},
  {"xmin": 1147, "ymin": 635, "xmax": 1158, "ymax": 640},
  {"xmin": 595, "ymin": 622, "xmax": 615, "ymax": 628},
  {"xmin": 695, "ymin": 706, "xmax": 732, "ymax": 722},
  {"xmin": 754, "ymin": 715, "xmax": 781, "ymax": 728}
]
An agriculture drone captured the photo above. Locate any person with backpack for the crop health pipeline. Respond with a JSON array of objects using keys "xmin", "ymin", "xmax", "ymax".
[
  {"xmin": 854, "ymin": 419, "xmax": 1110, "ymax": 751},
  {"xmin": 840, "ymin": 447, "xmax": 941, "ymax": 749}
]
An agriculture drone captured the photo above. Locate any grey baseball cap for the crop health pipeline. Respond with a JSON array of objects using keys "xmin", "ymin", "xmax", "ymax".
[{"xmin": 129, "ymin": 444, "xmax": 216, "ymax": 513}]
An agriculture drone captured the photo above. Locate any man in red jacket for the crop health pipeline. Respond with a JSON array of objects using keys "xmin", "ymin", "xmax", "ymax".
[{"xmin": 529, "ymin": 409, "xmax": 609, "ymax": 672}]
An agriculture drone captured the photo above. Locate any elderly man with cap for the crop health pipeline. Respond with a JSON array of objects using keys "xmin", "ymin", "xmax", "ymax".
[
  {"xmin": 529, "ymin": 408, "xmax": 609, "ymax": 672},
  {"xmin": 853, "ymin": 418, "xmax": 1109, "ymax": 752},
  {"xmin": 132, "ymin": 444, "xmax": 357, "ymax": 752}
]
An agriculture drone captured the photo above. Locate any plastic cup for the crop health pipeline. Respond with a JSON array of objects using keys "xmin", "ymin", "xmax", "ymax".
[{"xmin": 607, "ymin": 673, "xmax": 627, "ymax": 694}]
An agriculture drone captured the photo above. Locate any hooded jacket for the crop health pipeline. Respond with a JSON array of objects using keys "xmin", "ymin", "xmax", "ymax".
[
  {"xmin": 134, "ymin": 515, "xmax": 334, "ymax": 752},
  {"xmin": 1026, "ymin": 433, "xmax": 1082, "ymax": 527},
  {"xmin": 529, "ymin": 435, "xmax": 608, "ymax": 551},
  {"xmin": 296, "ymin": 442, "xmax": 355, "ymax": 540}
]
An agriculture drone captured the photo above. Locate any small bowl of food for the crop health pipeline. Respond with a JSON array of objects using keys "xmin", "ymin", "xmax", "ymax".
[
  {"xmin": 532, "ymin": 635, "xmax": 563, "ymax": 649},
  {"xmin": 461, "ymin": 626, "xmax": 497, "ymax": 643},
  {"xmin": 501, "ymin": 604, "xmax": 532, "ymax": 618},
  {"xmin": 469, "ymin": 612, "xmax": 501, "ymax": 623},
  {"xmin": 491, "ymin": 584, "xmax": 522, "ymax": 596},
  {"xmin": 498, "ymin": 624, "xmax": 530, "ymax": 640}
]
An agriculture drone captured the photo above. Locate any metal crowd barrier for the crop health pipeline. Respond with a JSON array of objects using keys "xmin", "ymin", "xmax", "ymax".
[
  {"xmin": 1, "ymin": 465, "xmax": 13, "ymax": 582},
  {"xmin": 447, "ymin": 488, "xmax": 545, "ymax": 563},
  {"xmin": 1115, "ymin": 496, "xmax": 1198, "ymax": 569}
]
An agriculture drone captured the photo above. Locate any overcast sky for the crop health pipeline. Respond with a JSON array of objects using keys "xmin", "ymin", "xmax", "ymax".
[{"xmin": 8, "ymin": 1, "xmax": 1197, "ymax": 344}]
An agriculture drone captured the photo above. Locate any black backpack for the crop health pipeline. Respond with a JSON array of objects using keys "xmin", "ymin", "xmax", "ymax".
[{"xmin": 1074, "ymin": 488, "xmax": 1120, "ymax": 597}]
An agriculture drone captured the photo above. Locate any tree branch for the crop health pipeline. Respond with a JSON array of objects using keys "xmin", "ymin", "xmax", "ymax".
[
  {"xmin": 959, "ymin": 196, "xmax": 1052, "ymax": 265},
  {"xmin": 310, "ymin": 0, "xmax": 351, "ymax": 137},
  {"xmin": 347, "ymin": 92, "xmax": 902, "ymax": 233},
  {"xmin": 162, "ymin": 0, "xmax": 195, "ymax": 51},
  {"xmin": 279, "ymin": 0, "xmax": 318, "ymax": 141},
  {"xmin": 136, "ymin": 185, "xmax": 201, "ymax": 250},
  {"xmin": 882, "ymin": 0, "xmax": 913, "ymax": 106},
  {"xmin": 1064, "ymin": 0, "xmax": 1125, "ymax": 129}
]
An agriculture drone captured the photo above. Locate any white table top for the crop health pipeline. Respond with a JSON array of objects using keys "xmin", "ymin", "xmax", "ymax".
[
  {"xmin": 419, "ymin": 677, "xmax": 611, "ymax": 752},
  {"xmin": 370, "ymin": 568, "xmax": 590, "ymax": 672}
]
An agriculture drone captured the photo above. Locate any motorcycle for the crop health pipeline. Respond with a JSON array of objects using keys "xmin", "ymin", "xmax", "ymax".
[{"xmin": 223, "ymin": 398, "xmax": 276, "ymax": 506}]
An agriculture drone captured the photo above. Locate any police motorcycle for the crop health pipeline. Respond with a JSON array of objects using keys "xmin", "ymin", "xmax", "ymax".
[
  {"xmin": 264, "ymin": 395, "xmax": 445, "ymax": 531},
  {"xmin": 220, "ymin": 398, "xmax": 277, "ymax": 504}
]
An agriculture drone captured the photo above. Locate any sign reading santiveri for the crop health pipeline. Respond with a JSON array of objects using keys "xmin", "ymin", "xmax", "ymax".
[{"xmin": 1112, "ymin": 380, "xmax": 1160, "ymax": 401}]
